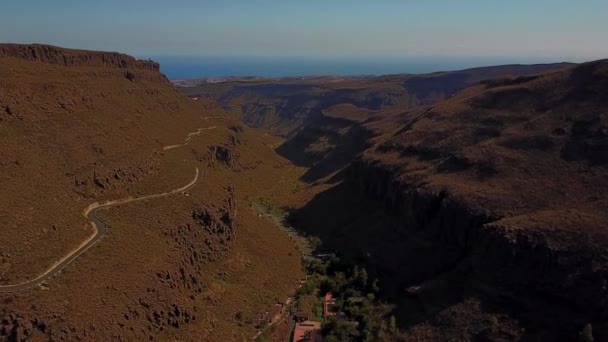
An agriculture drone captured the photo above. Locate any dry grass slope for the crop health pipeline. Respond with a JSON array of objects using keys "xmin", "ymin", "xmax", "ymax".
[{"xmin": 0, "ymin": 44, "xmax": 304, "ymax": 341}]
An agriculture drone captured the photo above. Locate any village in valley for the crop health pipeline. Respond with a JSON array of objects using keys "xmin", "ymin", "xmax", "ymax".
[
  {"xmin": 253, "ymin": 247, "xmax": 399, "ymax": 342},
  {"xmin": 252, "ymin": 200, "xmax": 400, "ymax": 342}
]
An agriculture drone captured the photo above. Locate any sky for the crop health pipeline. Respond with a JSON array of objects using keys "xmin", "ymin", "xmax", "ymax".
[{"xmin": 1, "ymin": 1, "xmax": 607, "ymax": 60}]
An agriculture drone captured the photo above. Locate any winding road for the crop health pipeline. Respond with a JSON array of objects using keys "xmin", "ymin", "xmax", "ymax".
[
  {"xmin": 0, "ymin": 168, "xmax": 202, "ymax": 293},
  {"xmin": 163, "ymin": 126, "xmax": 216, "ymax": 151}
]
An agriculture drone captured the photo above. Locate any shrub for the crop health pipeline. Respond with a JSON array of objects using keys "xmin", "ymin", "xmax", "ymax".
[
  {"xmin": 296, "ymin": 278, "xmax": 318, "ymax": 296},
  {"xmin": 579, "ymin": 323, "xmax": 594, "ymax": 342}
]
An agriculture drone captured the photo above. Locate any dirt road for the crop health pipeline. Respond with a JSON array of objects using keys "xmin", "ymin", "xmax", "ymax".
[{"xmin": 0, "ymin": 168, "xmax": 201, "ymax": 293}]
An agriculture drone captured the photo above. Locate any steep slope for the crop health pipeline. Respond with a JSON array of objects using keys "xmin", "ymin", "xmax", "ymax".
[
  {"xmin": 0, "ymin": 45, "xmax": 303, "ymax": 341},
  {"xmin": 275, "ymin": 104, "xmax": 387, "ymax": 183},
  {"xmin": 186, "ymin": 64, "xmax": 573, "ymax": 185},
  {"xmin": 0, "ymin": 43, "xmax": 161, "ymax": 70},
  {"xmin": 287, "ymin": 61, "xmax": 608, "ymax": 340},
  {"xmin": 369, "ymin": 59, "xmax": 608, "ymax": 224},
  {"xmin": 402, "ymin": 62, "xmax": 574, "ymax": 104},
  {"xmin": 0, "ymin": 44, "xmax": 191, "ymax": 284}
]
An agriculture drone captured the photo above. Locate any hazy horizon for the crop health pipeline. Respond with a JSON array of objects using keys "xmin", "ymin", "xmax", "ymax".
[
  {"xmin": 2, "ymin": 1, "xmax": 606, "ymax": 80},
  {"xmin": 155, "ymin": 55, "xmax": 592, "ymax": 80},
  {"xmin": 2, "ymin": 1, "xmax": 608, "ymax": 60}
]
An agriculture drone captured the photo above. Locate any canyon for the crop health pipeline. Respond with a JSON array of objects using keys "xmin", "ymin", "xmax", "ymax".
[
  {"xmin": 1, "ymin": 44, "xmax": 607, "ymax": 341},
  {"xmin": 186, "ymin": 60, "xmax": 608, "ymax": 341}
]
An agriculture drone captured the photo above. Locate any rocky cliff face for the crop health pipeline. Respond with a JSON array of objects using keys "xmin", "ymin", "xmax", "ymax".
[
  {"xmin": 346, "ymin": 160, "xmax": 608, "ymax": 339},
  {"xmin": 291, "ymin": 157, "xmax": 607, "ymax": 339},
  {"xmin": 287, "ymin": 60, "xmax": 608, "ymax": 340},
  {"xmin": 0, "ymin": 44, "xmax": 159, "ymax": 71},
  {"xmin": 350, "ymin": 62, "xmax": 608, "ymax": 340}
]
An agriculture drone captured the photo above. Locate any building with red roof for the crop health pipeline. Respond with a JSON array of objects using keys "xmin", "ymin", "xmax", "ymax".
[{"xmin": 293, "ymin": 320, "xmax": 322, "ymax": 342}]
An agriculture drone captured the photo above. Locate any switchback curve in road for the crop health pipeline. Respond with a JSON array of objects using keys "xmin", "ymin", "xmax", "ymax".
[
  {"xmin": 0, "ymin": 168, "xmax": 202, "ymax": 293},
  {"xmin": 163, "ymin": 126, "xmax": 216, "ymax": 151}
]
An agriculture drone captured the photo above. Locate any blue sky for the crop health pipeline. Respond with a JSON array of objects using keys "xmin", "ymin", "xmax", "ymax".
[{"xmin": 1, "ymin": 1, "xmax": 607, "ymax": 59}]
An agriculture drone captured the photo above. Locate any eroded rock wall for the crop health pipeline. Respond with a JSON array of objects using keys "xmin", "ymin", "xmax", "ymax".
[{"xmin": 345, "ymin": 159, "xmax": 608, "ymax": 339}]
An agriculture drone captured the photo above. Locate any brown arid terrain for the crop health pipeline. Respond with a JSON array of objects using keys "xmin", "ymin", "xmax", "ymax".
[
  {"xmin": 182, "ymin": 58, "xmax": 608, "ymax": 341},
  {"xmin": 177, "ymin": 63, "xmax": 572, "ymax": 137},
  {"xmin": 280, "ymin": 61, "xmax": 608, "ymax": 340},
  {"xmin": 3, "ymin": 42, "xmax": 608, "ymax": 341},
  {"xmin": 181, "ymin": 63, "xmax": 575, "ymax": 186},
  {"xmin": 0, "ymin": 44, "xmax": 305, "ymax": 340}
]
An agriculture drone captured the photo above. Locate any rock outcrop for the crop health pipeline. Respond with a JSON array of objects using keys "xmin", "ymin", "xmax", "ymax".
[
  {"xmin": 0, "ymin": 44, "xmax": 159, "ymax": 71},
  {"xmin": 337, "ymin": 157, "xmax": 607, "ymax": 339},
  {"xmin": 0, "ymin": 188, "xmax": 239, "ymax": 341}
]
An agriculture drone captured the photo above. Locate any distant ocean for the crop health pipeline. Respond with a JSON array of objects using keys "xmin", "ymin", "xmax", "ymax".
[{"xmin": 150, "ymin": 56, "xmax": 578, "ymax": 80}]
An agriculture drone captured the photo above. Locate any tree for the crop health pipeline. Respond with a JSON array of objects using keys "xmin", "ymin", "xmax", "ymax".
[
  {"xmin": 325, "ymin": 335, "xmax": 339, "ymax": 342},
  {"xmin": 308, "ymin": 259, "xmax": 327, "ymax": 275},
  {"xmin": 296, "ymin": 277, "xmax": 318, "ymax": 296},
  {"xmin": 352, "ymin": 265, "xmax": 360, "ymax": 283},
  {"xmin": 389, "ymin": 315, "xmax": 397, "ymax": 334},
  {"xmin": 362, "ymin": 328, "xmax": 374, "ymax": 342},
  {"xmin": 322, "ymin": 272, "xmax": 348, "ymax": 294},
  {"xmin": 371, "ymin": 278, "xmax": 380, "ymax": 293},
  {"xmin": 308, "ymin": 236, "xmax": 322, "ymax": 251},
  {"xmin": 358, "ymin": 268, "xmax": 368, "ymax": 288},
  {"xmin": 579, "ymin": 323, "xmax": 594, "ymax": 342},
  {"xmin": 323, "ymin": 317, "xmax": 357, "ymax": 341},
  {"xmin": 311, "ymin": 302, "xmax": 323, "ymax": 321}
]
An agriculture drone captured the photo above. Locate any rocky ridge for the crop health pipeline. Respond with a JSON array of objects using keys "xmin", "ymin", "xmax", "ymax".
[{"xmin": 0, "ymin": 44, "xmax": 159, "ymax": 71}]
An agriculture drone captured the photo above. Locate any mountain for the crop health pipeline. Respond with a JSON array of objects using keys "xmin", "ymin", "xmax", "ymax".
[
  {"xmin": 176, "ymin": 63, "xmax": 573, "ymax": 136},
  {"xmin": 0, "ymin": 44, "xmax": 303, "ymax": 341},
  {"xmin": 172, "ymin": 60, "xmax": 608, "ymax": 339},
  {"xmin": 3, "ymin": 43, "xmax": 606, "ymax": 341},
  {"xmin": 178, "ymin": 63, "xmax": 575, "ymax": 187},
  {"xmin": 287, "ymin": 60, "xmax": 608, "ymax": 340},
  {"xmin": 401, "ymin": 62, "xmax": 575, "ymax": 104}
]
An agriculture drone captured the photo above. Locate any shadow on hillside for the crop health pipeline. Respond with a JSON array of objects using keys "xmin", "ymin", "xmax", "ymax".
[
  {"xmin": 284, "ymin": 180, "xmax": 584, "ymax": 339},
  {"xmin": 275, "ymin": 118, "xmax": 374, "ymax": 183},
  {"xmin": 285, "ymin": 181, "xmax": 470, "ymax": 328}
]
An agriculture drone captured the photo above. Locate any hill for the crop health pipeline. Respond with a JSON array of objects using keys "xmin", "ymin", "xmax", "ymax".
[
  {"xmin": 2, "ymin": 44, "xmax": 605, "ymax": 341},
  {"xmin": 0, "ymin": 44, "xmax": 304, "ymax": 341},
  {"xmin": 286, "ymin": 60, "xmax": 608, "ymax": 340},
  {"xmin": 402, "ymin": 62, "xmax": 574, "ymax": 104},
  {"xmin": 177, "ymin": 63, "xmax": 573, "ymax": 136}
]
